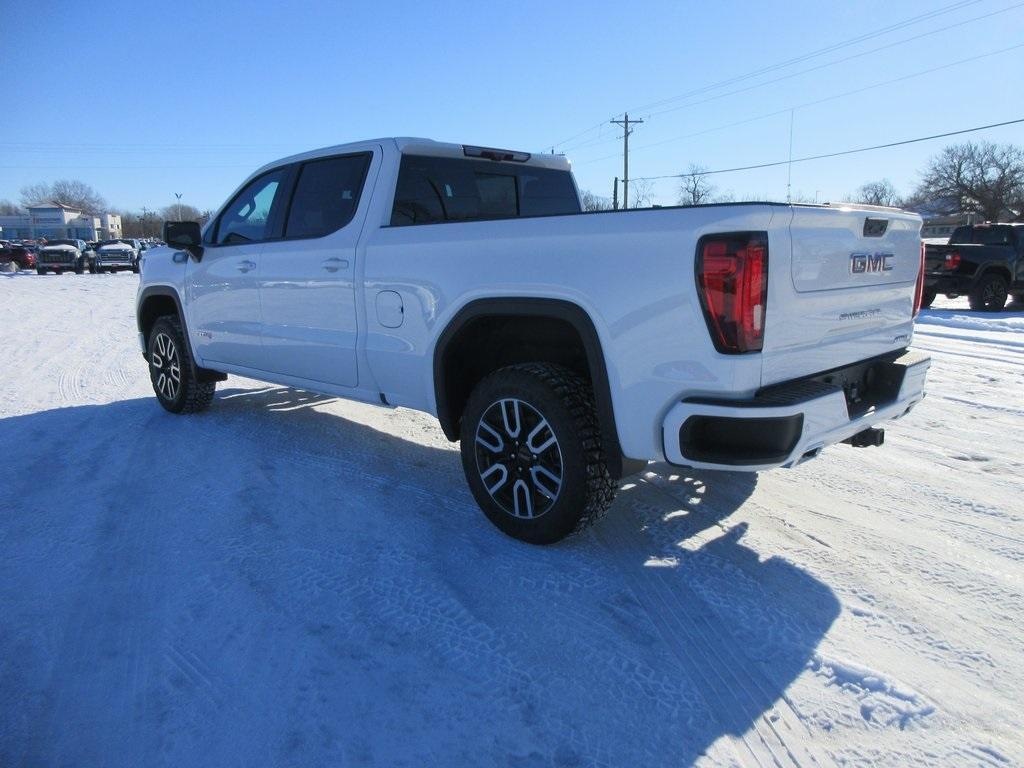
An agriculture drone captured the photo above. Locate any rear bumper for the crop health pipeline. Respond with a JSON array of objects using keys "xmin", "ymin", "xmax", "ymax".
[
  {"xmin": 924, "ymin": 272, "xmax": 972, "ymax": 294},
  {"xmin": 662, "ymin": 350, "xmax": 930, "ymax": 471}
]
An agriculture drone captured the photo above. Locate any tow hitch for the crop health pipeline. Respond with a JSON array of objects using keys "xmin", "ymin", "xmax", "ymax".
[{"xmin": 844, "ymin": 427, "xmax": 885, "ymax": 448}]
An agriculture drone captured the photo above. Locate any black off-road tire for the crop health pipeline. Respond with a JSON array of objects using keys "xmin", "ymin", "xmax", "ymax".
[
  {"xmin": 919, "ymin": 287, "xmax": 937, "ymax": 309},
  {"xmin": 459, "ymin": 363, "xmax": 617, "ymax": 545},
  {"xmin": 968, "ymin": 273, "xmax": 1008, "ymax": 312},
  {"xmin": 36, "ymin": 267, "xmax": 46, "ymax": 275},
  {"xmin": 147, "ymin": 315, "xmax": 216, "ymax": 414}
]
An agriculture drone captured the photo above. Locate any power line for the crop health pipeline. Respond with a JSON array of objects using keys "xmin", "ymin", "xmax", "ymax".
[
  {"xmin": 630, "ymin": 117, "xmax": 1024, "ymax": 182},
  {"xmin": 641, "ymin": 1, "xmax": 1024, "ymax": 121},
  {"xmin": 549, "ymin": 0, "xmax": 984, "ymax": 151},
  {"xmin": 561, "ymin": 2, "xmax": 1024, "ymax": 157},
  {"xmin": 572, "ymin": 41, "xmax": 1024, "ymax": 166}
]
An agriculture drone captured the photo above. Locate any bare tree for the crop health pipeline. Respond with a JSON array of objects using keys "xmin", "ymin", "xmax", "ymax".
[
  {"xmin": 677, "ymin": 164, "xmax": 716, "ymax": 205},
  {"xmin": 627, "ymin": 178, "xmax": 655, "ymax": 208},
  {"xmin": 159, "ymin": 203, "xmax": 204, "ymax": 223},
  {"xmin": 579, "ymin": 189, "xmax": 612, "ymax": 211},
  {"xmin": 912, "ymin": 142, "xmax": 1024, "ymax": 221},
  {"xmin": 853, "ymin": 179, "xmax": 902, "ymax": 207},
  {"xmin": 0, "ymin": 199, "xmax": 23, "ymax": 215},
  {"xmin": 19, "ymin": 180, "xmax": 107, "ymax": 214}
]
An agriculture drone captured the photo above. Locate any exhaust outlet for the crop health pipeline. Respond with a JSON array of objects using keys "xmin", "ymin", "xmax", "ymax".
[{"xmin": 844, "ymin": 427, "xmax": 885, "ymax": 448}]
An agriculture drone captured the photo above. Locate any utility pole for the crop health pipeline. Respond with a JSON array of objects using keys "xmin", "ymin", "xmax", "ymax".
[
  {"xmin": 786, "ymin": 110, "xmax": 795, "ymax": 204},
  {"xmin": 610, "ymin": 113, "xmax": 643, "ymax": 209},
  {"xmin": 174, "ymin": 193, "xmax": 183, "ymax": 222}
]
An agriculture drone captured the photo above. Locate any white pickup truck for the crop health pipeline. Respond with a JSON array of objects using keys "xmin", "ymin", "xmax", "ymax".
[{"xmin": 137, "ymin": 137, "xmax": 930, "ymax": 543}]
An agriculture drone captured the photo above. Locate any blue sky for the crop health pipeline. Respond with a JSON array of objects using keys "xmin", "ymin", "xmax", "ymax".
[{"xmin": 1, "ymin": 0, "xmax": 1022, "ymax": 212}]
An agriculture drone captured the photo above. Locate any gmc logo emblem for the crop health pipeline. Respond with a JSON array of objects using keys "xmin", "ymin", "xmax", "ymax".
[{"xmin": 850, "ymin": 252, "xmax": 894, "ymax": 274}]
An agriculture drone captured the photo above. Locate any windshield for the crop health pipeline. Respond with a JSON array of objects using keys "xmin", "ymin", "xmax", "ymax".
[
  {"xmin": 47, "ymin": 239, "xmax": 77, "ymax": 247},
  {"xmin": 98, "ymin": 240, "xmax": 130, "ymax": 248}
]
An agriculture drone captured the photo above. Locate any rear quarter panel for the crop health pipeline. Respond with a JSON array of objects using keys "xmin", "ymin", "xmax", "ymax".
[{"xmin": 361, "ymin": 204, "xmax": 783, "ymax": 461}]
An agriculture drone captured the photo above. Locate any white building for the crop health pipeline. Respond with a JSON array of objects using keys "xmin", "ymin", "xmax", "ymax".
[{"xmin": 0, "ymin": 202, "xmax": 122, "ymax": 241}]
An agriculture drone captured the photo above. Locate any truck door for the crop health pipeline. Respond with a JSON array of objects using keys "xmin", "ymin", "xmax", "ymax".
[
  {"xmin": 186, "ymin": 167, "xmax": 289, "ymax": 370},
  {"xmin": 256, "ymin": 150, "xmax": 376, "ymax": 387}
]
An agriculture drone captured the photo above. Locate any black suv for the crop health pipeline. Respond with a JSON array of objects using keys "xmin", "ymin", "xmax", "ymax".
[{"xmin": 922, "ymin": 223, "xmax": 1024, "ymax": 311}]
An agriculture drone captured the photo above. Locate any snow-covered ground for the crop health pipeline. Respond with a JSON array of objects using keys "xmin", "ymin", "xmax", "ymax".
[{"xmin": 1, "ymin": 274, "xmax": 1021, "ymax": 767}]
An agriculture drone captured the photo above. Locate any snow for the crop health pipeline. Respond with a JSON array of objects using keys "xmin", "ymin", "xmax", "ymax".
[{"xmin": 1, "ymin": 274, "xmax": 1022, "ymax": 767}]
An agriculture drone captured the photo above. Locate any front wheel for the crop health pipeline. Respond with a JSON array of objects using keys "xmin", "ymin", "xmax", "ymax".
[
  {"xmin": 36, "ymin": 267, "xmax": 47, "ymax": 275},
  {"xmin": 147, "ymin": 315, "xmax": 216, "ymax": 414},
  {"xmin": 920, "ymin": 287, "xmax": 937, "ymax": 309},
  {"xmin": 968, "ymin": 273, "xmax": 1008, "ymax": 312},
  {"xmin": 459, "ymin": 363, "xmax": 617, "ymax": 544}
]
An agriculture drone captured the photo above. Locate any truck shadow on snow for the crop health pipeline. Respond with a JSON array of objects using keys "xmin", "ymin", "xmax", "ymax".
[{"xmin": 0, "ymin": 388, "xmax": 840, "ymax": 767}]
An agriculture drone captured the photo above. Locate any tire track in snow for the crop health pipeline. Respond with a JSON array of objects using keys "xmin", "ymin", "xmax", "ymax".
[{"xmin": 597, "ymin": 477, "xmax": 830, "ymax": 768}]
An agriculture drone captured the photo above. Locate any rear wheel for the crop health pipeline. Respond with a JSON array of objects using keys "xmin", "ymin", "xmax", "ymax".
[
  {"xmin": 920, "ymin": 287, "xmax": 937, "ymax": 309},
  {"xmin": 147, "ymin": 315, "xmax": 216, "ymax": 414},
  {"xmin": 459, "ymin": 363, "xmax": 617, "ymax": 544},
  {"xmin": 968, "ymin": 273, "xmax": 1008, "ymax": 312},
  {"xmin": 36, "ymin": 268, "xmax": 46, "ymax": 275}
]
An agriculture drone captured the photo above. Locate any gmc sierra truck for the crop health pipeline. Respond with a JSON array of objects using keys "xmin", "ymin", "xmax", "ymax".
[
  {"xmin": 136, "ymin": 138, "xmax": 931, "ymax": 544},
  {"xmin": 37, "ymin": 239, "xmax": 90, "ymax": 274},
  {"xmin": 922, "ymin": 222, "xmax": 1024, "ymax": 310}
]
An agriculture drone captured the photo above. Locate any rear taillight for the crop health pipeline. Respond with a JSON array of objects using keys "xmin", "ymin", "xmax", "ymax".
[
  {"xmin": 696, "ymin": 232, "xmax": 768, "ymax": 354},
  {"xmin": 913, "ymin": 240, "xmax": 926, "ymax": 316},
  {"xmin": 943, "ymin": 250, "xmax": 961, "ymax": 270}
]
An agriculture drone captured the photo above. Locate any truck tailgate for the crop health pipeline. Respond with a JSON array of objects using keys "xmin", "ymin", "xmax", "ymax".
[{"xmin": 761, "ymin": 206, "xmax": 922, "ymax": 386}]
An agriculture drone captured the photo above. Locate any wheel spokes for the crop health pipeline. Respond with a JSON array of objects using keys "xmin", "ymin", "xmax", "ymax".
[
  {"xmin": 500, "ymin": 399, "xmax": 522, "ymax": 439},
  {"xmin": 530, "ymin": 465, "xmax": 562, "ymax": 500},
  {"xmin": 476, "ymin": 421, "xmax": 504, "ymax": 453},
  {"xmin": 512, "ymin": 479, "xmax": 534, "ymax": 518},
  {"xmin": 480, "ymin": 463, "xmax": 509, "ymax": 494},
  {"xmin": 475, "ymin": 397, "xmax": 563, "ymax": 520},
  {"xmin": 526, "ymin": 417, "xmax": 556, "ymax": 455}
]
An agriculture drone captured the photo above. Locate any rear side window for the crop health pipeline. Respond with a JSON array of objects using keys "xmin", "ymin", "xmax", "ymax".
[
  {"xmin": 285, "ymin": 153, "xmax": 371, "ymax": 238},
  {"xmin": 390, "ymin": 155, "xmax": 580, "ymax": 226}
]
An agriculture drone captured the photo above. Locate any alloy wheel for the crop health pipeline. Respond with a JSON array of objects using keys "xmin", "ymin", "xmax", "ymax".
[
  {"xmin": 150, "ymin": 332, "xmax": 181, "ymax": 402},
  {"xmin": 474, "ymin": 398, "xmax": 563, "ymax": 519}
]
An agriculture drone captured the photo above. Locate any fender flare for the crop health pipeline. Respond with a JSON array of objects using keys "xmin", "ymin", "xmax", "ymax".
[
  {"xmin": 136, "ymin": 286, "xmax": 216, "ymax": 377},
  {"xmin": 433, "ymin": 297, "xmax": 627, "ymax": 477}
]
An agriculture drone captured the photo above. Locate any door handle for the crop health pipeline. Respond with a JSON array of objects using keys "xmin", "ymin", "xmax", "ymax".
[
  {"xmin": 321, "ymin": 257, "xmax": 349, "ymax": 272},
  {"xmin": 237, "ymin": 260, "xmax": 256, "ymax": 272}
]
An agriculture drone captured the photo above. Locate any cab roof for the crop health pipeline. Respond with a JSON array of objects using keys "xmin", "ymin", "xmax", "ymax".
[{"xmin": 258, "ymin": 137, "xmax": 572, "ymax": 174}]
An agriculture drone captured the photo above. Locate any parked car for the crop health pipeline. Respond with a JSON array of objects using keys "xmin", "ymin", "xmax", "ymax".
[
  {"xmin": 137, "ymin": 137, "xmax": 931, "ymax": 544},
  {"xmin": 0, "ymin": 244, "xmax": 37, "ymax": 270},
  {"xmin": 37, "ymin": 239, "xmax": 90, "ymax": 274},
  {"xmin": 922, "ymin": 222, "xmax": 1024, "ymax": 311},
  {"xmin": 94, "ymin": 239, "xmax": 139, "ymax": 273}
]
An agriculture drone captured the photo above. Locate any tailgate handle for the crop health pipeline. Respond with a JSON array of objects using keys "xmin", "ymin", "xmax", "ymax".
[{"xmin": 863, "ymin": 218, "xmax": 889, "ymax": 237}]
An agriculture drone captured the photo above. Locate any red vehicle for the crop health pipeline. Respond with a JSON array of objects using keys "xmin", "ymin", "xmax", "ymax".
[{"xmin": 0, "ymin": 244, "xmax": 37, "ymax": 270}]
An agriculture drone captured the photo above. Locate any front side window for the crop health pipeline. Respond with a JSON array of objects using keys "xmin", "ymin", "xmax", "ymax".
[
  {"xmin": 284, "ymin": 154, "xmax": 371, "ymax": 238},
  {"xmin": 213, "ymin": 169, "xmax": 287, "ymax": 245}
]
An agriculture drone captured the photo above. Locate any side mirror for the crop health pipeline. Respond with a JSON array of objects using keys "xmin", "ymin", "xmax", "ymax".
[{"xmin": 163, "ymin": 221, "xmax": 204, "ymax": 261}]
